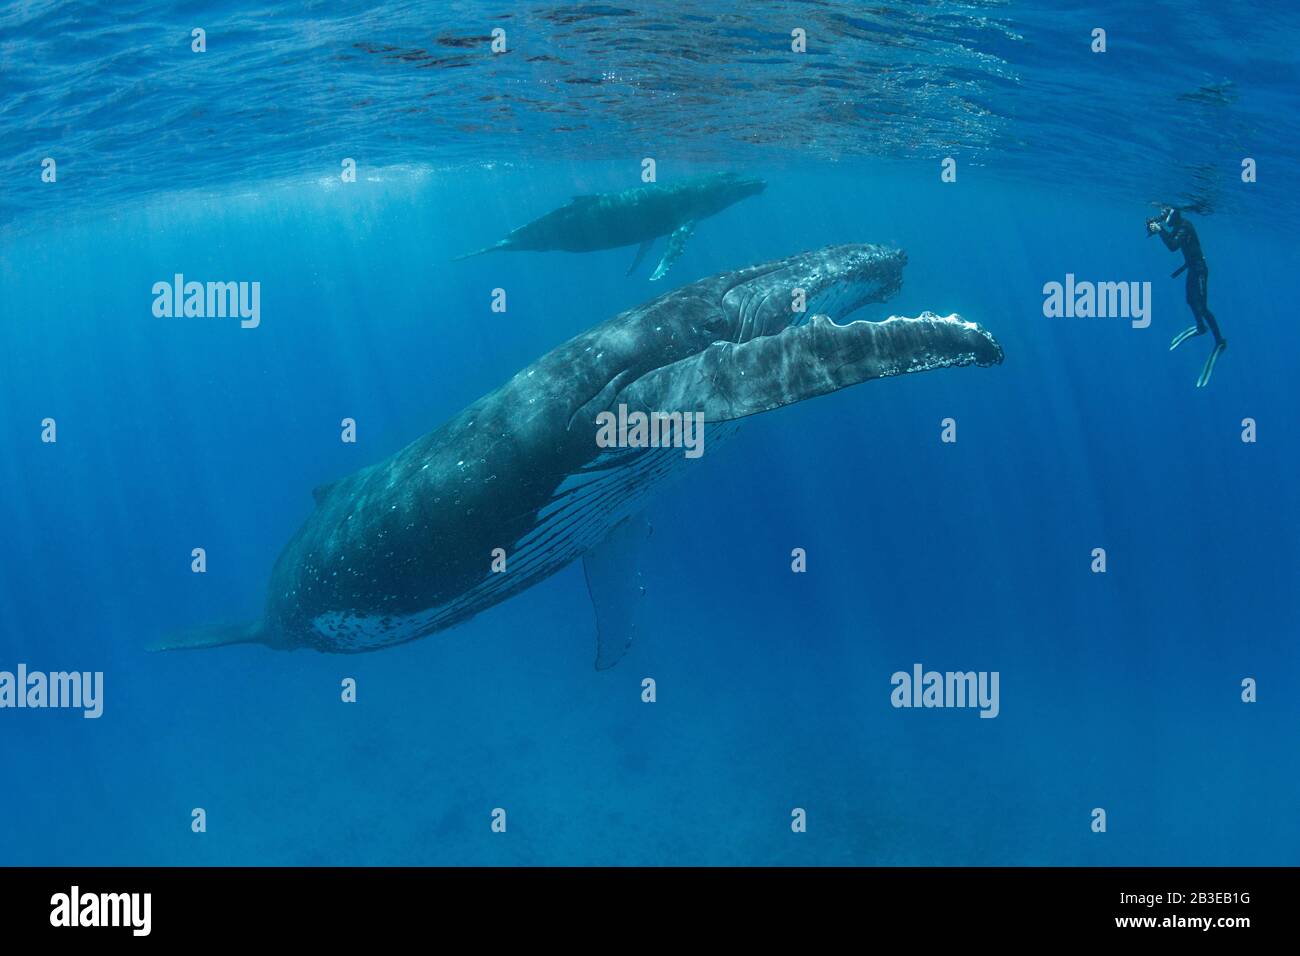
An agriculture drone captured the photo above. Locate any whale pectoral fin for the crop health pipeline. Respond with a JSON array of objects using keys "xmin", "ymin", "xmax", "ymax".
[
  {"xmin": 582, "ymin": 515, "xmax": 654, "ymax": 670},
  {"xmin": 650, "ymin": 220, "xmax": 696, "ymax": 281},
  {"xmin": 627, "ymin": 238, "xmax": 655, "ymax": 276},
  {"xmin": 618, "ymin": 312, "xmax": 1004, "ymax": 422}
]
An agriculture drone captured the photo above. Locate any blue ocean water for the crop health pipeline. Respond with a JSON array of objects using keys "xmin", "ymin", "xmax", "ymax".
[{"xmin": 1, "ymin": 1, "xmax": 1298, "ymax": 866}]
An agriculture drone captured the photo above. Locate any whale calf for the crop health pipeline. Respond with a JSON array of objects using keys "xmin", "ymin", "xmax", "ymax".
[
  {"xmin": 453, "ymin": 171, "xmax": 766, "ymax": 280},
  {"xmin": 160, "ymin": 244, "xmax": 1003, "ymax": 666}
]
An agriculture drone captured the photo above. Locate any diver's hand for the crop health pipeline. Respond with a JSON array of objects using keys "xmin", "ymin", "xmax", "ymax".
[{"xmin": 1147, "ymin": 219, "xmax": 1160, "ymax": 234}]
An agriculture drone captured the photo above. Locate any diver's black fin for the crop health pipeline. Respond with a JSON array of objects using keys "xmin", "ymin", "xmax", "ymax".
[
  {"xmin": 650, "ymin": 220, "xmax": 696, "ymax": 281},
  {"xmin": 1196, "ymin": 340, "xmax": 1226, "ymax": 388},
  {"xmin": 1170, "ymin": 325, "xmax": 1201, "ymax": 351},
  {"xmin": 627, "ymin": 238, "xmax": 654, "ymax": 276},
  {"xmin": 150, "ymin": 621, "xmax": 265, "ymax": 652},
  {"xmin": 582, "ymin": 515, "xmax": 654, "ymax": 670}
]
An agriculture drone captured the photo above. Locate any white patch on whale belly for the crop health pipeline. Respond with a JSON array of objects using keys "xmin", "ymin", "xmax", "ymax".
[{"xmin": 311, "ymin": 606, "xmax": 449, "ymax": 651}]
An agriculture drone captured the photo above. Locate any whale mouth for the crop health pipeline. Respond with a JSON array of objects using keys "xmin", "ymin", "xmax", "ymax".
[
  {"xmin": 720, "ymin": 243, "xmax": 907, "ymax": 344},
  {"xmin": 703, "ymin": 243, "xmax": 1003, "ymax": 382},
  {"xmin": 613, "ymin": 242, "xmax": 1003, "ymax": 425},
  {"xmin": 711, "ymin": 243, "xmax": 1001, "ymax": 368}
]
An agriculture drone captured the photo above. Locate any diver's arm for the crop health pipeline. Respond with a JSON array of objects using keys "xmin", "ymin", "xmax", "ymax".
[{"xmin": 1155, "ymin": 220, "xmax": 1183, "ymax": 251}]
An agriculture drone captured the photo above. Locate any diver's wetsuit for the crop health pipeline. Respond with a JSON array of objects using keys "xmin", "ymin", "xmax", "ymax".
[{"xmin": 1156, "ymin": 213, "xmax": 1223, "ymax": 346}]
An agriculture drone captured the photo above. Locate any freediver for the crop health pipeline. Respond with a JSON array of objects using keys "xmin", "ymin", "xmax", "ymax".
[{"xmin": 1147, "ymin": 205, "xmax": 1226, "ymax": 387}]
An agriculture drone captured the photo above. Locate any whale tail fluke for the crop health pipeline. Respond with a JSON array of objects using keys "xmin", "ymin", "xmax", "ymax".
[
  {"xmin": 451, "ymin": 240, "xmax": 510, "ymax": 262},
  {"xmin": 151, "ymin": 620, "xmax": 267, "ymax": 652}
]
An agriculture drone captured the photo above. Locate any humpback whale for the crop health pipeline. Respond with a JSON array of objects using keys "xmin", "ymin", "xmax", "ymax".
[
  {"xmin": 159, "ymin": 244, "xmax": 1003, "ymax": 666},
  {"xmin": 453, "ymin": 172, "xmax": 766, "ymax": 280}
]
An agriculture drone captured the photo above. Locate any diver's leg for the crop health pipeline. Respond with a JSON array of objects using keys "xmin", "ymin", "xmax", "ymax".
[
  {"xmin": 1197, "ymin": 271, "xmax": 1225, "ymax": 346},
  {"xmin": 1188, "ymin": 271, "xmax": 1207, "ymax": 333},
  {"xmin": 1193, "ymin": 272, "xmax": 1226, "ymax": 387},
  {"xmin": 1201, "ymin": 308, "xmax": 1224, "ymax": 345},
  {"xmin": 1171, "ymin": 270, "xmax": 1206, "ymax": 350}
]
